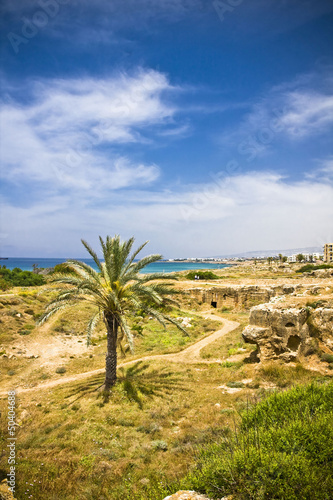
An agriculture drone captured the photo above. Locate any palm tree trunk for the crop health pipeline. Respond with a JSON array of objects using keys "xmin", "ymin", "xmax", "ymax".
[{"xmin": 104, "ymin": 315, "xmax": 118, "ymax": 391}]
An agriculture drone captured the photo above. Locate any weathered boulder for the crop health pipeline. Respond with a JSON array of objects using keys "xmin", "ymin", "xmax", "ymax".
[{"xmin": 242, "ymin": 305, "xmax": 333, "ymax": 362}]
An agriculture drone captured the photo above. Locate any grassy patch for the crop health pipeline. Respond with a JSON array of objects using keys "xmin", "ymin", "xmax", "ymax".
[
  {"xmin": 156, "ymin": 381, "xmax": 333, "ymax": 500},
  {"xmin": 257, "ymin": 363, "xmax": 322, "ymax": 388},
  {"xmin": 0, "ymin": 360, "xmax": 251, "ymax": 499},
  {"xmin": 200, "ymin": 316, "xmax": 250, "ymax": 360}
]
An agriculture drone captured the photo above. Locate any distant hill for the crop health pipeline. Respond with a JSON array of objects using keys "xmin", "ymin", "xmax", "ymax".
[{"xmin": 213, "ymin": 246, "xmax": 323, "ymax": 259}]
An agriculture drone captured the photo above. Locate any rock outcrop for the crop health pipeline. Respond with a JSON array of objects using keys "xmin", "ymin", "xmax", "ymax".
[
  {"xmin": 242, "ymin": 304, "xmax": 333, "ymax": 362},
  {"xmin": 306, "ymin": 269, "xmax": 333, "ymax": 278},
  {"xmin": 187, "ymin": 285, "xmax": 298, "ymax": 310}
]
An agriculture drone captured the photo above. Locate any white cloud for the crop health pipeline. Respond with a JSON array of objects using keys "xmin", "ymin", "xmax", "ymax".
[
  {"xmin": 1, "ymin": 168, "xmax": 332, "ymax": 257},
  {"xmin": 0, "ymin": 69, "xmax": 179, "ymax": 192},
  {"xmin": 219, "ymin": 71, "xmax": 333, "ymax": 159},
  {"xmin": 307, "ymin": 157, "xmax": 333, "ymax": 183},
  {"xmin": 277, "ymin": 91, "xmax": 333, "ymax": 138}
]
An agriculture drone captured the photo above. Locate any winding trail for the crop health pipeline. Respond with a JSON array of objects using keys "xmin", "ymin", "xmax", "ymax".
[{"xmin": 2, "ymin": 312, "xmax": 239, "ymax": 395}]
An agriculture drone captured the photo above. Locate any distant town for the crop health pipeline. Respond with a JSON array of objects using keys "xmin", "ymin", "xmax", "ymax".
[{"xmin": 166, "ymin": 243, "xmax": 333, "ymax": 264}]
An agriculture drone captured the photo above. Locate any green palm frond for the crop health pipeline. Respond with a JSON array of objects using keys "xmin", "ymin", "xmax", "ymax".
[
  {"xmin": 120, "ymin": 240, "xmax": 149, "ymax": 278},
  {"xmin": 127, "ymin": 253, "xmax": 163, "ymax": 275},
  {"xmin": 135, "ymin": 272, "xmax": 178, "ymax": 283},
  {"xmin": 118, "ymin": 315, "xmax": 134, "ymax": 353},
  {"xmin": 86, "ymin": 311, "xmax": 101, "ymax": 346},
  {"xmin": 65, "ymin": 259, "xmax": 102, "ymax": 283},
  {"xmin": 37, "ymin": 300, "xmax": 80, "ymax": 326},
  {"xmin": 80, "ymin": 239, "xmax": 103, "ymax": 274}
]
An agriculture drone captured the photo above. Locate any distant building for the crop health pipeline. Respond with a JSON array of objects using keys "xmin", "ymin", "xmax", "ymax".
[
  {"xmin": 324, "ymin": 243, "xmax": 333, "ymax": 263},
  {"xmin": 287, "ymin": 252, "xmax": 323, "ymax": 263}
]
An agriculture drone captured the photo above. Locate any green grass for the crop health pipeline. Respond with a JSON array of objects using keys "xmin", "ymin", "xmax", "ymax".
[
  {"xmin": 185, "ymin": 271, "xmax": 219, "ymax": 280},
  {"xmin": 1, "ymin": 280, "xmax": 332, "ymax": 500},
  {"xmin": 200, "ymin": 316, "xmax": 251, "ymax": 360},
  {"xmin": 150, "ymin": 381, "xmax": 333, "ymax": 500},
  {"xmin": 0, "ymin": 360, "xmax": 251, "ymax": 499},
  {"xmin": 256, "ymin": 363, "xmax": 319, "ymax": 388}
]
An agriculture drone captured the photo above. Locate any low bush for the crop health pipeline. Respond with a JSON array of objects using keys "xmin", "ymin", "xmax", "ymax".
[
  {"xmin": 297, "ymin": 263, "xmax": 333, "ymax": 273},
  {"xmin": 174, "ymin": 382, "xmax": 333, "ymax": 500},
  {"xmin": 322, "ymin": 353, "xmax": 333, "ymax": 364},
  {"xmin": 55, "ymin": 367, "xmax": 66, "ymax": 374},
  {"xmin": 186, "ymin": 271, "xmax": 219, "ymax": 280},
  {"xmin": 151, "ymin": 440, "xmax": 168, "ymax": 451},
  {"xmin": 306, "ymin": 300, "xmax": 326, "ymax": 309},
  {"xmin": 0, "ymin": 266, "xmax": 45, "ymax": 287}
]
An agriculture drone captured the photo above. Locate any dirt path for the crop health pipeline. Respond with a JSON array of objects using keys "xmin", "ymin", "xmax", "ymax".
[{"xmin": 2, "ymin": 312, "xmax": 239, "ymax": 395}]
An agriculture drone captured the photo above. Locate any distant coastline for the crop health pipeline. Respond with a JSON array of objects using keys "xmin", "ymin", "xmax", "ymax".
[{"xmin": 1, "ymin": 257, "xmax": 231, "ymax": 274}]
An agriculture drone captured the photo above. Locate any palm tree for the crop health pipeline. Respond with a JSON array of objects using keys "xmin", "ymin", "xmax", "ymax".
[{"xmin": 38, "ymin": 235, "xmax": 185, "ymax": 391}]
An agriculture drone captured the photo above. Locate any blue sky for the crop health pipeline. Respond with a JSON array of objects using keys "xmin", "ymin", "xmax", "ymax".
[{"xmin": 1, "ymin": 0, "xmax": 333, "ymax": 257}]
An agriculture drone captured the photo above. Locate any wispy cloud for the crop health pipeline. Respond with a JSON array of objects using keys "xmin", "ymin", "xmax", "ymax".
[
  {"xmin": 0, "ymin": 69, "xmax": 182, "ymax": 194},
  {"xmin": 218, "ymin": 70, "xmax": 333, "ymax": 159}
]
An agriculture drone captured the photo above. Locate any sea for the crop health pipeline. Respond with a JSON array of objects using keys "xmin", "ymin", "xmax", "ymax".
[{"xmin": 0, "ymin": 257, "xmax": 229, "ymax": 274}]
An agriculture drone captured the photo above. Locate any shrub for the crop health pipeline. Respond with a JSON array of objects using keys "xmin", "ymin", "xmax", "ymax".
[
  {"xmin": 306, "ymin": 300, "xmax": 325, "ymax": 309},
  {"xmin": 297, "ymin": 264, "xmax": 333, "ymax": 273},
  {"xmin": 55, "ymin": 367, "xmax": 66, "ymax": 374},
  {"xmin": 186, "ymin": 271, "xmax": 219, "ymax": 280},
  {"xmin": 19, "ymin": 330, "xmax": 32, "ymax": 335},
  {"xmin": 0, "ymin": 277, "xmax": 11, "ymax": 291},
  {"xmin": 24, "ymin": 308, "xmax": 35, "ymax": 315},
  {"xmin": 151, "ymin": 440, "xmax": 168, "ymax": 451},
  {"xmin": 226, "ymin": 381, "xmax": 244, "ymax": 388},
  {"xmin": 0, "ymin": 266, "xmax": 45, "ymax": 287},
  {"xmin": 321, "ymin": 353, "xmax": 333, "ymax": 364},
  {"xmin": 175, "ymin": 382, "xmax": 333, "ymax": 500}
]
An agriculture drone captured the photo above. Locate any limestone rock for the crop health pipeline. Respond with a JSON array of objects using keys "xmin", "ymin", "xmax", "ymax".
[
  {"xmin": 242, "ymin": 304, "xmax": 333, "ymax": 362},
  {"xmin": 309, "ymin": 269, "xmax": 333, "ymax": 278},
  {"xmin": 187, "ymin": 285, "xmax": 281, "ymax": 310}
]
